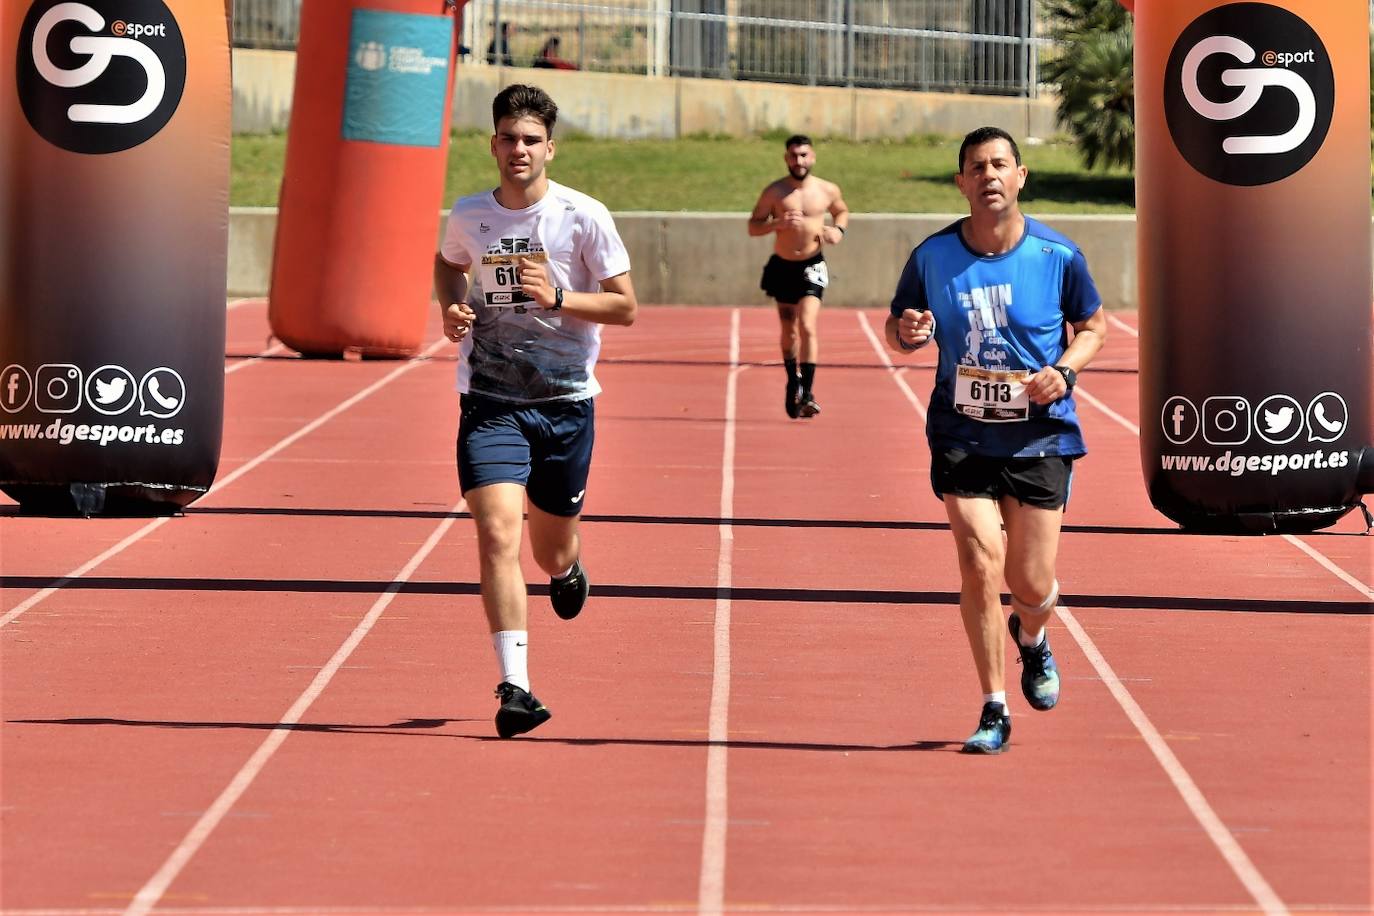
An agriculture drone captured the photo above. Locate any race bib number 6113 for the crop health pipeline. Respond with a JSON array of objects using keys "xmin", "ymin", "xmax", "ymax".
[{"xmin": 954, "ymin": 366, "xmax": 1030, "ymax": 422}]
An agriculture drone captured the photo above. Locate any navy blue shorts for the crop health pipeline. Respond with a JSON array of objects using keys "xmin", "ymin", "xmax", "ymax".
[
  {"xmin": 457, "ymin": 394, "xmax": 594, "ymax": 517},
  {"xmin": 930, "ymin": 448, "xmax": 1076, "ymax": 510}
]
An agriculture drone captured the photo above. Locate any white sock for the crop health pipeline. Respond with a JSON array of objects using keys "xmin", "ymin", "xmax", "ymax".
[
  {"xmin": 1012, "ymin": 580, "xmax": 1060, "ymax": 647},
  {"xmin": 493, "ymin": 630, "xmax": 529, "ymax": 692},
  {"xmin": 552, "ymin": 562, "xmax": 575, "ymax": 580},
  {"xmin": 983, "ymin": 691, "xmax": 1007, "ymax": 710},
  {"xmin": 1016, "ymin": 624, "xmax": 1046, "ymax": 648}
]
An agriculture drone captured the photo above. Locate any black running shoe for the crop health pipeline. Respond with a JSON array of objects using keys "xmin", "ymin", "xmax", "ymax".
[
  {"xmin": 550, "ymin": 559, "xmax": 589, "ymax": 620},
  {"xmin": 785, "ymin": 376, "xmax": 802, "ymax": 419},
  {"xmin": 1008, "ymin": 613, "xmax": 1060, "ymax": 711},
  {"xmin": 494, "ymin": 682, "xmax": 551, "ymax": 738},
  {"xmin": 798, "ymin": 395, "xmax": 821, "ymax": 418},
  {"xmin": 960, "ymin": 702, "xmax": 1011, "ymax": 754}
]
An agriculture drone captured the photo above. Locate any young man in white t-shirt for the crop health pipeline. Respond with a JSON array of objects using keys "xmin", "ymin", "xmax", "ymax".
[{"xmin": 434, "ymin": 84, "xmax": 637, "ymax": 738}]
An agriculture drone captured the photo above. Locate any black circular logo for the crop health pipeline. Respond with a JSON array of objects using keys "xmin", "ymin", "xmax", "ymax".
[
  {"xmin": 16, "ymin": 0, "xmax": 186, "ymax": 154},
  {"xmin": 1164, "ymin": 2, "xmax": 1333, "ymax": 186}
]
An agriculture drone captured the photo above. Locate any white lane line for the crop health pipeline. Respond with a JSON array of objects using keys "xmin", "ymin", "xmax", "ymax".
[
  {"xmin": 3, "ymin": 341, "xmax": 294, "ymax": 628},
  {"xmin": 698, "ymin": 308, "xmax": 741, "ymax": 916},
  {"xmin": 1075, "ymin": 385, "xmax": 1139, "ymax": 436},
  {"xmin": 0, "ymin": 339, "xmax": 448, "ymax": 630},
  {"xmin": 1073, "ymin": 329, "xmax": 1374, "ymax": 908},
  {"xmin": 1056, "ymin": 607, "xmax": 1288, "ymax": 916},
  {"xmin": 225, "ymin": 342, "xmax": 289, "ymax": 375},
  {"xmin": 855, "ymin": 311, "xmax": 927, "ymax": 420},
  {"xmin": 1279, "ymin": 534, "xmax": 1373, "ymax": 601},
  {"xmin": 1107, "ymin": 312, "xmax": 1139, "ymax": 338},
  {"xmin": 1077, "ymin": 372, "xmax": 1371, "ymax": 600},
  {"xmin": 122, "ymin": 498, "xmax": 467, "ymax": 916},
  {"xmin": 0, "ymin": 904, "xmax": 1330, "ymax": 916},
  {"xmin": 869, "ymin": 322, "xmax": 1291, "ymax": 915},
  {"xmin": 1, "ymin": 516, "xmax": 172, "ymax": 628}
]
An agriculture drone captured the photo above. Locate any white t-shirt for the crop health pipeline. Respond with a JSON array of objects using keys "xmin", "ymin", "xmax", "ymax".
[{"xmin": 440, "ymin": 180, "xmax": 631, "ymax": 404}]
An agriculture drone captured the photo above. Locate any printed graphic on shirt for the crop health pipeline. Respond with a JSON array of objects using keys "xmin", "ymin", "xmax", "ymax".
[
  {"xmin": 958, "ymin": 283, "xmax": 1014, "ymax": 370},
  {"xmin": 467, "ymin": 236, "xmax": 581, "ymax": 399},
  {"xmin": 441, "ymin": 182, "xmax": 631, "ymax": 404}
]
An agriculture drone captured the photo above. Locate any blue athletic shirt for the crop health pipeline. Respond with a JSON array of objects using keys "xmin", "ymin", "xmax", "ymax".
[{"xmin": 889, "ymin": 217, "xmax": 1102, "ymax": 458}]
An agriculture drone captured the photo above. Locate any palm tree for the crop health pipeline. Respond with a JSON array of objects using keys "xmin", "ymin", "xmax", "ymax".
[{"xmin": 1041, "ymin": 0, "xmax": 1135, "ymax": 171}]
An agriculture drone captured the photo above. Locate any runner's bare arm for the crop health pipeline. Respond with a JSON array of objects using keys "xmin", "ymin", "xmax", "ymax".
[
  {"xmin": 1025, "ymin": 307, "xmax": 1108, "ymax": 403},
  {"xmin": 1061, "ymin": 307, "xmax": 1108, "ymax": 372},
  {"xmin": 571, "ymin": 271, "xmax": 638, "ymax": 326},
  {"xmin": 747, "ymin": 187, "xmax": 781, "ymax": 236},
  {"xmin": 434, "ymin": 254, "xmax": 475, "ymax": 341},
  {"xmin": 516, "ymin": 257, "xmax": 637, "ymax": 327},
  {"xmin": 821, "ymin": 184, "xmax": 850, "ymax": 245}
]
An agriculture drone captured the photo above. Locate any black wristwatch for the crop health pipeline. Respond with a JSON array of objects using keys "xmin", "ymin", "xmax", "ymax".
[
  {"xmin": 1052, "ymin": 365, "xmax": 1077, "ymax": 391},
  {"xmin": 551, "ymin": 287, "xmax": 564, "ymax": 311}
]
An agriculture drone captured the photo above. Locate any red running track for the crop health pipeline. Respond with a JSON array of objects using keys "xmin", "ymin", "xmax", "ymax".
[{"xmin": 1, "ymin": 301, "xmax": 1370, "ymax": 915}]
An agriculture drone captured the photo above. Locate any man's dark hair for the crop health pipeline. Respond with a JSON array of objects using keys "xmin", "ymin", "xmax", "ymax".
[
  {"xmin": 492, "ymin": 84, "xmax": 558, "ymax": 136},
  {"xmin": 958, "ymin": 126, "xmax": 1021, "ymax": 172},
  {"xmin": 785, "ymin": 134, "xmax": 812, "ymax": 150}
]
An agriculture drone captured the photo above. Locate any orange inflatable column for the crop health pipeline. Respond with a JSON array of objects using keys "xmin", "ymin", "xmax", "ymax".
[
  {"xmin": 268, "ymin": 0, "xmax": 460, "ymax": 358},
  {"xmin": 1133, "ymin": 0, "xmax": 1373, "ymax": 532}
]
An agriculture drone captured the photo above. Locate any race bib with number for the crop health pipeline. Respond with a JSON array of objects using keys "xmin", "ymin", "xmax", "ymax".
[
  {"xmin": 954, "ymin": 366, "xmax": 1030, "ymax": 422},
  {"xmin": 479, "ymin": 250, "xmax": 548, "ymax": 308}
]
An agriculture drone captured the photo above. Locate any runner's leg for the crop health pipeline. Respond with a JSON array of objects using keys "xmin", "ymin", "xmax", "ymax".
[
  {"xmin": 466, "ymin": 482, "xmax": 530, "ymax": 633},
  {"xmin": 1001, "ymin": 497, "xmax": 1063, "ymax": 643},
  {"xmin": 943, "ymin": 494, "xmax": 1008, "ymax": 696}
]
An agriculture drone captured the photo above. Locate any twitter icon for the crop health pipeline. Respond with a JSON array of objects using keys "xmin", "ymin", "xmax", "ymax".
[
  {"xmin": 1256, "ymin": 394, "xmax": 1303, "ymax": 445},
  {"xmin": 95, "ymin": 376, "xmax": 127, "ymax": 405},
  {"xmin": 86, "ymin": 365, "xmax": 137, "ymax": 416}
]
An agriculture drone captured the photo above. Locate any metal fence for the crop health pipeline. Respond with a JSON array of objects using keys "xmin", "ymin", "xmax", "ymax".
[
  {"xmin": 232, "ymin": 0, "xmax": 302, "ymax": 50},
  {"xmin": 230, "ymin": 0, "xmax": 1044, "ymax": 96}
]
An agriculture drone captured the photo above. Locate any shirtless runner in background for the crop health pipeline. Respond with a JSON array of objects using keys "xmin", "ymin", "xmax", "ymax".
[{"xmin": 748, "ymin": 134, "xmax": 850, "ymax": 418}]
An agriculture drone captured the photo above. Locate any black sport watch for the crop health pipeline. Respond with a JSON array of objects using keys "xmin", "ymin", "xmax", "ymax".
[{"xmin": 1052, "ymin": 365, "xmax": 1077, "ymax": 391}]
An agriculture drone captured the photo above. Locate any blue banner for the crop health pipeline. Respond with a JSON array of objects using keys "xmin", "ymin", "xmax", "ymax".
[{"xmin": 343, "ymin": 10, "xmax": 450, "ymax": 147}]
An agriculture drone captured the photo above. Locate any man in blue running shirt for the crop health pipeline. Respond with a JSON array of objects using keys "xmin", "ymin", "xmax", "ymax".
[{"xmin": 885, "ymin": 127, "xmax": 1107, "ymax": 755}]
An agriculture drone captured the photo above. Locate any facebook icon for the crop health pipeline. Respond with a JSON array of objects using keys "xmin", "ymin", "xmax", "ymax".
[
  {"xmin": 1162, "ymin": 396, "xmax": 1199, "ymax": 445},
  {"xmin": 1, "ymin": 365, "xmax": 32, "ymax": 414}
]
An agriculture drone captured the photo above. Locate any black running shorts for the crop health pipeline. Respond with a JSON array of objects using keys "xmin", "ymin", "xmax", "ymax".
[
  {"xmin": 760, "ymin": 252, "xmax": 827, "ymax": 304},
  {"xmin": 930, "ymin": 447, "xmax": 1076, "ymax": 509}
]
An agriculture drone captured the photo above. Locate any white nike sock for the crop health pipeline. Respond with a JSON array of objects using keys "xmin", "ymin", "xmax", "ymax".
[
  {"xmin": 493, "ymin": 630, "xmax": 529, "ymax": 692},
  {"xmin": 983, "ymin": 691, "xmax": 1007, "ymax": 710}
]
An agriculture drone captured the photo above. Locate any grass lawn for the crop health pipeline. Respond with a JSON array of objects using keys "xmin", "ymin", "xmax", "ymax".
[{"xmin": 232, "ymin": 130, "xmax": 1137, "ymax": 214}]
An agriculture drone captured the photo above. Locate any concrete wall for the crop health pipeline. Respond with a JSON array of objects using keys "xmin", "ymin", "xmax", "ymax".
[
  {"xmin": 232, "ymin": 48, "xmax": 1060, "ymax": 140},
  {"xmin": 228, "ymin": 50, "xmax": 1095, "ymax": 306},
  {"xmin": 229, "ymin": 207, "xmax": 1137, "ymax": 310}
]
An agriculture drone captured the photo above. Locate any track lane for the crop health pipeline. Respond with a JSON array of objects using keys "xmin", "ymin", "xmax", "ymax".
[
  {"xmin": 2, "ymin": 341, "xmax": 469, "ymax": 908},
  {"xmin": 98, "ymin": 309, "xmax": 737, "ymax": 912},
  {"xmin": 1, "ymin": 306, "xmax": 1365, "ymax": 913},
  {"xmin": 716, "ymin": 307, "xmax": 1280, "ymax": 912}
]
